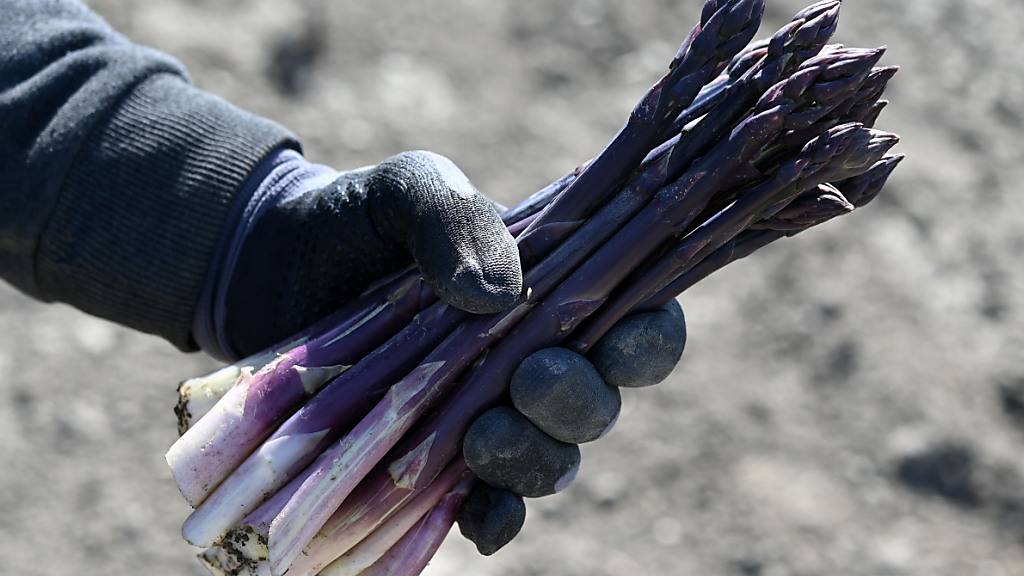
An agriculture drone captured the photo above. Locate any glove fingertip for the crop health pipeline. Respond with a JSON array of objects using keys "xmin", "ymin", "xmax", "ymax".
[
  {"xmin": 432, "ymin": 246, "xmax": 522, "ymax": 314},
  {"xmin": 464, "ymin": 406, "xmax": 581, "ymax": 498},
  {"xmin": 457, "ymin": 483, "xmax": 526, "ymax": 556},
  {"xmin": 511, "ymin": 348, "xmax": 621, "ymax": 444},
  {"xmin": 591, "ymin": 299, "xmax": 687, "ymax": 388},
  {"xmin": 372, "ymin": 150, "xmax": 523, "ymax": 314}
]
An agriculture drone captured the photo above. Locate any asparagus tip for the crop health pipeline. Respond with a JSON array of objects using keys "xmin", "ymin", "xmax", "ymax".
[
  {"xmin": 796, "ymin": 0, "xmax": 842, "ymax": 24},
  {"xmin": 867, "ymin": 130, "xmax": 901, "ymax": 154},
  {"xmin": 868, "ymin": 153, "xmax": 905, "ymax": 184},
  {"xmin": 700, "ymin": 0, "xmax": 766, "ymax": 43},
  {"xmin": 862, "ymin": 100, "xmax": 889, "ymax": 127},
  {"xmin": 796, "ymin": 0, "xmax": 842, "ymax": 19},
  {"xmin": 881, "ymin": 152, "xmax": 906, "ymax": 167},
  {"xmin": 846, "ymin": 154, "xmax": 904, "ymax": 207},
  {"xmin": 875, "ymin": 64, "xmax": 901, "ymax": 78}
]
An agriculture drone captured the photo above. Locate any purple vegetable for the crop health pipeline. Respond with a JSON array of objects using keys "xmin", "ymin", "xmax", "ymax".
[{"xmin": 168, "ymin": 4, "xmax": 907, "ymax": 575}]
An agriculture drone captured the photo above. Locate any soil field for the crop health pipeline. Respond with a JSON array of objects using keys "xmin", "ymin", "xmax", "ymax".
[{"xmin": 2, "ymin": 1, "xmax": 1023, "ymax": 574}]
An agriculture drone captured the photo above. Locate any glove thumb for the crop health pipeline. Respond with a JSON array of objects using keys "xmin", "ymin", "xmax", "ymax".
[{"xmin": 367, "ymin": 151, "xmax": 522, "ymax": 314}]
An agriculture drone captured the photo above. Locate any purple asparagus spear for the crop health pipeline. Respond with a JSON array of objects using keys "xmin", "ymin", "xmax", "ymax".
[
  {"xmin": 692, "ymin": 46, "xmax": 887, "ymax": 224},
  {"xmin": 668, "ymin": 4, "xmax": 844, "ymax": 187},
  {"xmin": 170, "ymin": 3, "xmax": 912, "ymax": 575},
  {"xmin": 498, "ymin": 169, "xmax": 581, "ymax": 226},
  {"xmin": 751, "ymin": 182, "xmax": 854, "ymax": 231}
]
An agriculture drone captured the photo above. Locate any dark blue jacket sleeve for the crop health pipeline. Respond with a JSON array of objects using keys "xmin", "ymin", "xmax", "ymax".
[{"xmin": 0, "ymin": 0, "xmax": 300, "ymax": 349}]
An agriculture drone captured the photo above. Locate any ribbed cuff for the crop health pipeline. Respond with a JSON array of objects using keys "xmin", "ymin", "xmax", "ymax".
[
  {"xmin": 36, "ymin": 74, "xmax": 300, "ymax": 350},
  {"xmin": 192, "ymin": 149, "xmax": 338, "ymax": 360}
]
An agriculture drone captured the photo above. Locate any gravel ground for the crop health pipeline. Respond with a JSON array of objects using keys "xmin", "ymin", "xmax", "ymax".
[{"xmin": 2, "ymin": 1, "xmax": 1024, "ymax": 575}]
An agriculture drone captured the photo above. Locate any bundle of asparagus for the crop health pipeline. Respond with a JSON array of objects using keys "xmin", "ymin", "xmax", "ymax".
[{"xmin": 167, "ymin": 1, "xmax": 904, "ymax": 574}]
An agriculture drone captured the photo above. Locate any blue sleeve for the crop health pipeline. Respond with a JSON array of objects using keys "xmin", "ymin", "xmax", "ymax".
[{"xmin": 0, "ymin": 0, "xmax": 300, "ymax": 349}]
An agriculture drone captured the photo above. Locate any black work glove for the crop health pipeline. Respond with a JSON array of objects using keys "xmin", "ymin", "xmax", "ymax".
[{"xmin": 458, "ymin": 300, "xmax": 687, "ymax": 555}]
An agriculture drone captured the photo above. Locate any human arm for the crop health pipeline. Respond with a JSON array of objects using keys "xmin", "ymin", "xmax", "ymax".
[{"xmin": 0, "ymin": 0, "xmax": 298, "ymax": 349}]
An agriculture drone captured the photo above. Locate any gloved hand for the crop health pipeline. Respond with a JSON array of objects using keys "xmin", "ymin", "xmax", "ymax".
[
  {"xmin": 458, "ymin": 300, "xmax": 687, "ymax": 555},
  {"xmin": 198, "ymin": 147, "xmax": 686, "ymax": 557}
]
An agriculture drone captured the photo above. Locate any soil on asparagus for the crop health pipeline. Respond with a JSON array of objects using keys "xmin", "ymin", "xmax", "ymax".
[{"xmin": 1, "ymin": 1, "xmax": 1023, "ymax": 575}]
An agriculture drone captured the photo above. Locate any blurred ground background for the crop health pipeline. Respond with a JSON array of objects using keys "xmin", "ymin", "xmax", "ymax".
[{"xmin": 2, "ymin": 1, "xmax": 1024, "ymax": 575}]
